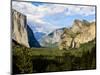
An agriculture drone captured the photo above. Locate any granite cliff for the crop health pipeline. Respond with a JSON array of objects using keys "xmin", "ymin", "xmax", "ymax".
[
  {"xmin": 40, "ymin": 19, "xmax": 96, "ymax": 50},
  {"xmin": 12, "ymin": 9, "xmax": 40, "ymax": 48},
  {"xmin": 59, "ymin": 20, "xmax": 96, "ymax": 50}
]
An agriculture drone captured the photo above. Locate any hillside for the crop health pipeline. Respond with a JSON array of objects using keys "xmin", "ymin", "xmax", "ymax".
[
  {"xmin": 12, "ymin": 9, "xmax": 29, "ymax": 47},
  {"xmin": 12, "ymin": 3, "xmax": 96, "ymax": 74},
  {"xmin": 12, "ymin": 38, "xmax": 96, "ymax": 74},
  {"xmin": 40, "ymin": 19, "xmax": 96, "ymax": 50},
  {"xmin": 12, "ymin": 9, "xmax": 40, "ymax": 48},
  {"xmin": 40, "ymin": 28, "xmax": 64, "ymax": 47}
]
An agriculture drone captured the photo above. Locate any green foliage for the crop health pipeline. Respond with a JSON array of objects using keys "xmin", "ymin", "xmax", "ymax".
[
  {"xmin": 12, "ymin": 39, "xmax": 96, "ymax": 74},
  {"xmin": 13, "ymin": 46, "xmax": 33, "ymax": 74}
]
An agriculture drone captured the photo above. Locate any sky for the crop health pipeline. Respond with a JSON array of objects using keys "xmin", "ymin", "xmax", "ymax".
[{"xmin": 12, "ymin": 1, "xmax": 96, "ymax": 34}]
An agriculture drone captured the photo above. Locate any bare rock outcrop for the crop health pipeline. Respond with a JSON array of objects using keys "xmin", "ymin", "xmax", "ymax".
[
  {"xmin": 12, "ymin": 9, "xmax": 40, "ymax": 48},
  {"xmin": 12, "ymin": 9, "xmax": 29, "ymax": 47},
  {"xmin": 59, "ymin": 20, "xmax": 96, "ymax": 50}
]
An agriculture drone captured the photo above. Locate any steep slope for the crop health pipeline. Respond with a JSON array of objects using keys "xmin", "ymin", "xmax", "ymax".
[
  {"xmin": 12, "ymin": 9, "xmax": 40, "ymax": 48},
  {"xmin": 13, "ymin": 38, "xmax": 96, "ymax": 74},
  {"xmin": 74, "ymin": 22, "xmax": 96, "ymax": 47},
  {"xmin": 12, "ymin": 9, "xmax": 29, "ymax": 47},
  {"xmin": 40, "ymin": 28, "xmax": 64, "ymax": 47},
  {"xmin": 59, "ymin": 20, "xmax": 96, "ymax": 50},
  {"xmin": 34, "ymin": 32, "xmax": 46, "ymax": 42},
  {"xmin": 27, "ymin": 25, "xmax": 41, "ymax": 47},
  {"xmin": 40, "ymin": 19, "xmax": 96, "ymax": 50}
]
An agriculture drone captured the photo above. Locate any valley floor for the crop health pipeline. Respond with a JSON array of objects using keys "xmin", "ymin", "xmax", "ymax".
[{"xmin": 12, "ymin": 40, "xmax": 96, "ymax": 74}]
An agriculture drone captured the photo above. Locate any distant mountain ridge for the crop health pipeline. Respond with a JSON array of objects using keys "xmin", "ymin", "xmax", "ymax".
[
  {"xmin": 40, "ymin": 19, "xmax": 96, "ymax": 50},
  {"xmin": 12, "ymin": 9, "xmax": 96, "ymax": 49},
  {"xmin": 40, "ymin": 28, "xmax": 64, "ymax": 47},
  {"xmin": 59, "ymin": 20, "xmax": 96, "ymax": 50},
  {"xmin": 27, "ymin": 25, "xmax": 41, "ymax": 47},
  {"xmin": 34, "ymin": 32, "xmax": 46, "ymax": 42}
]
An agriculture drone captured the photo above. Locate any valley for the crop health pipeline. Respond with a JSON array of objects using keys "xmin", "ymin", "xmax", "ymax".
[
  {"xmin": 12, "ymin": 8, "xmax": 96, "ymax": 74},
  {"xmin": 12, "ymin": 39, "xmax": 96, "ymax": 74}
]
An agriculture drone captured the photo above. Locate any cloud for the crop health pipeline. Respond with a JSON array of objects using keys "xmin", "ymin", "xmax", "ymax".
[
  {"xmin": 64, "ymin": 5, "xmax": 95, "ymax": 16},
  {"xmin": 27, "ymin": 14, "xmax": 61, "ymax": 34},
  {"xmin": 12, "ymin": 1, "xmax": 44, "ymax": 18},
  {"xmin": 12, "ymin": 1, "xmax": 65, "ymax": 33},
  {"xmin": 12, "ymin": 1, "xmax": 95, "ymax": 33},
  {"xmin": 12, "ymin": 1, "xmax": 67, "ymax": 17},
  {"xmin": 12, "ymin": 1, "xmax": 95, "ymax": 17},
  {"xmin": 12, "ymin": 1, "xmax": 95, "ymax": 18},
  {"xmin": 38, "ymin": 4, "xmax": 66, "ymax": 14}
]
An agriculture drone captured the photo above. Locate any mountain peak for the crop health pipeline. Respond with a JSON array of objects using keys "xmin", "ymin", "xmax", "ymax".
[
  {"xmin": 40, "ymin": 19, "xmax": 96, "ymax": 50},
  {"xmin": 12, "ymin": 9, "xmax": 40, "ymax": 48},
  {"xmin": 74, "ymin": 19, "xmax": 82, "ymax": 23}
]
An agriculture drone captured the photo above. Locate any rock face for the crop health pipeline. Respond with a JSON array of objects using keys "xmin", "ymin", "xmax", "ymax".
[
  {"xmin": 40, "ymin": 28, "xmax": 64, "ymax": 47},
  {"xmin": 12, "ymin": 9, "xmax": 29, "ymax": 47},
  {"xmin": 12, "ymin": 9, "xmax": 96, "ymax": 49},
  {"xmin": 26, "ymin": 25, "xmax": 41, "ymax": 47},
  {"xmin": 59, "ymin": 28, "xmax": 73, "ymax": 50},
  {"xmin": 59, "ymin": 20, "xmax": 96, "ymax": 50},
  {"xmin": 74, "ymin": 22, "xmax": 96, "ymax": 47},
  {"xmin": 12, "ymin": 9, "xmax": 40, "ymax": 48},
  {"xmin": 41, "ymin": 19, "xmax": 96, "ymax": 50}
]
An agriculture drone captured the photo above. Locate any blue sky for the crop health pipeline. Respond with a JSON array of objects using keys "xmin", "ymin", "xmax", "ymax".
[{"xmin": 12, "ymin": 1, "xmax": 96, "ymax": 34}]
